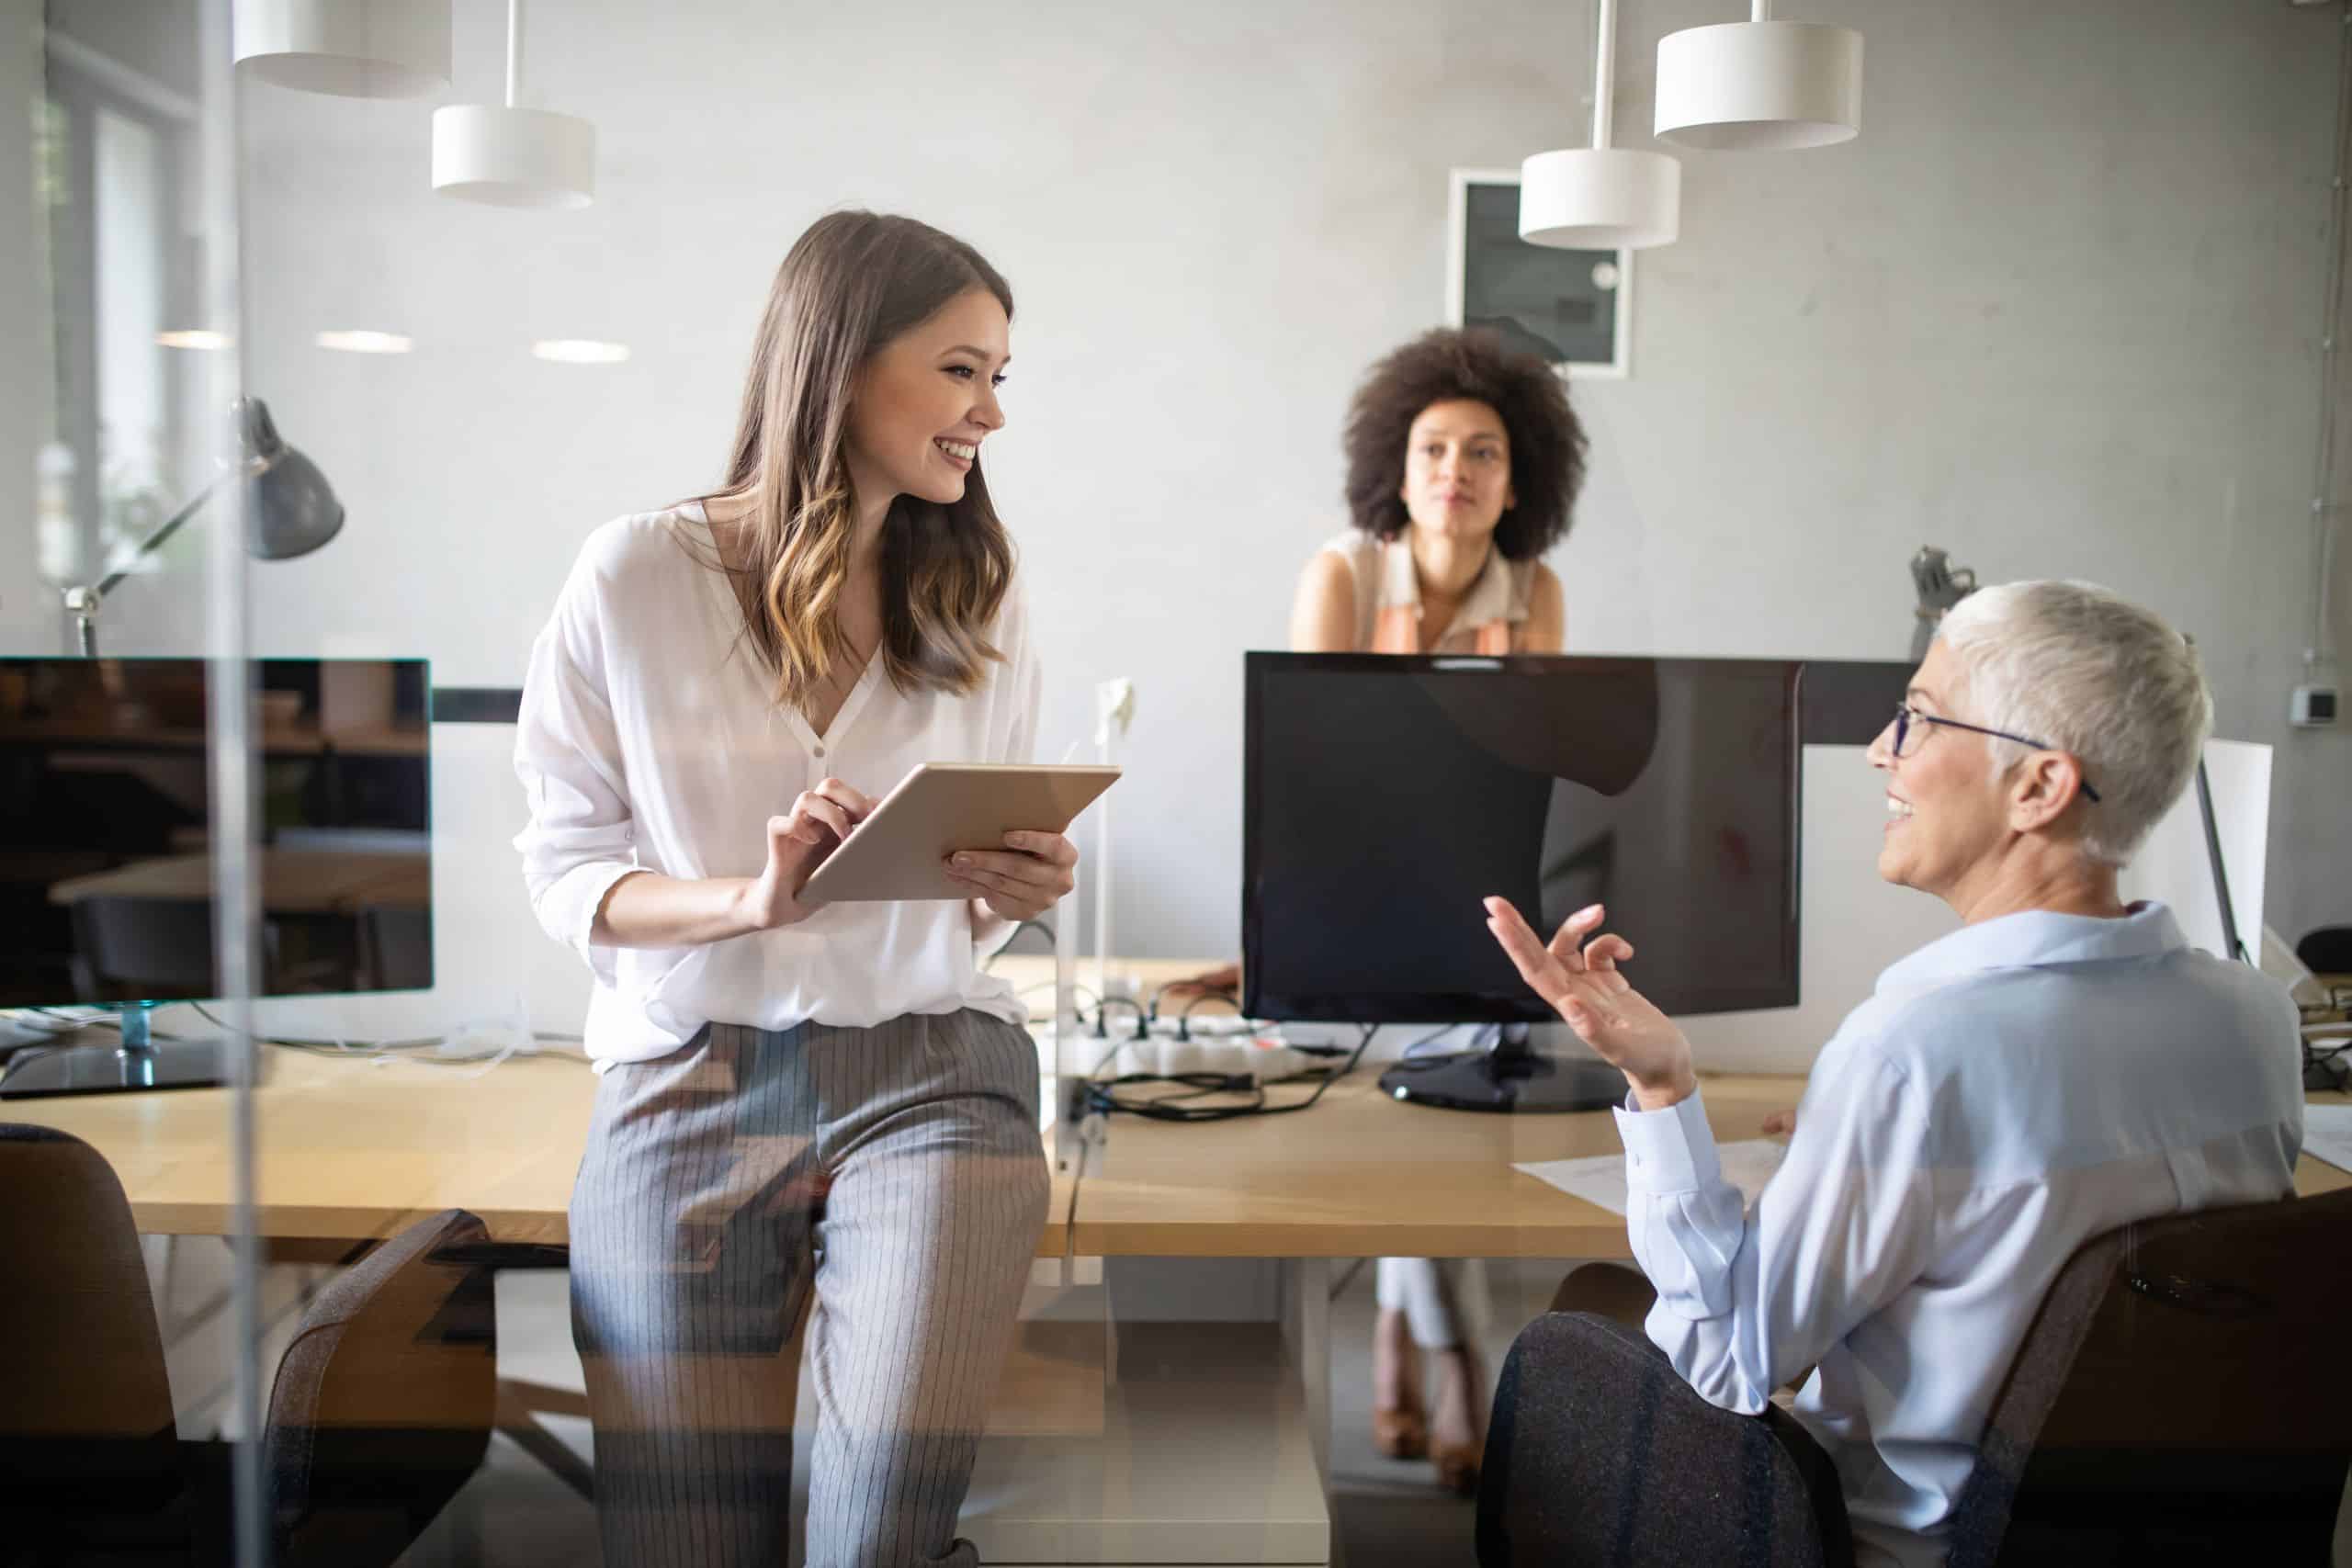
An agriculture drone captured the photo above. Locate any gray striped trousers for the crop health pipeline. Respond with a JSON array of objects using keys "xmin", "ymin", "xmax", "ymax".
[{"xmin": 568, "ymin": 1010, "xmax": 1051, "ymax": 1567}]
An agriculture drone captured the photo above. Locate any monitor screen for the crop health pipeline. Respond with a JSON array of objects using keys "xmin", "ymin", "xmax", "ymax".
[
  {"xmin": 0, "ymin": 658, "xmax": 432, "ymax": 1008},
  {"xmin": 1243, "ymin": 653, "xmax": 1802, "ymax": 1023}
]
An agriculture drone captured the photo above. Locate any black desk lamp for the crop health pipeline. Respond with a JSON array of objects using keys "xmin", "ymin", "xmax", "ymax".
[
  {"xmin": 1909, "ymin": 546, "xmax": 1977, "ymax": 662},
  {"xmin": 62, "ymin": 398, "xmax": 344, "ymax": 655},
  {"xmin": 2, "ymin": 399, "xmax": 345, "ymax": 1100}
]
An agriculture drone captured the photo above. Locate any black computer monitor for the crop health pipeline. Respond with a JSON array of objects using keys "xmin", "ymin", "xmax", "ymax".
[
  {"xmin": 1242, "ymin": 652, "xmax": 1803, "ymax": 1111},
  {"xmin": 0, "ymin": 657, "xmax": 431, "ymax": 1098}
]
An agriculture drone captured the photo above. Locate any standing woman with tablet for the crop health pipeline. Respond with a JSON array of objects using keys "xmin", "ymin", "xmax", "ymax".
[
  {"xmin": 514, "ymin": 211, "xmax": 1074, "ymax": 1567},
  {"xmin": 1288, "ymin": 327, "xmax": 1585, "ymax": 1495}
]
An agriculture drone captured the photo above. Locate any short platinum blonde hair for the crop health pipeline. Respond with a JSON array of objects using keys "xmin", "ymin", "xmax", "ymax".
[{"xmin": 1935, "ymin": 580, "xmax": 2211, "ymax": 867}]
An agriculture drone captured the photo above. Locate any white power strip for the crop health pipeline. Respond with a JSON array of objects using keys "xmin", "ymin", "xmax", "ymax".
[{"xmin": 1097, "ymin": 1033, "xmax": 1321, "ymax": 1083}]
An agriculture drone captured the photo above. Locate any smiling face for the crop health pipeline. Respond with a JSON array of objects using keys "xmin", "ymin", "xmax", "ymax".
[
  {"xmin": 1868, "ymin": 639, "xmax": 2017, "ymax": 901},
  {"xmin": 843, "ymin": 286, "xmax": 1010, "ymax": 511},
  {"xmin": 1399, "ymin": 399, "xmax": 1515, "ymax": 544}
]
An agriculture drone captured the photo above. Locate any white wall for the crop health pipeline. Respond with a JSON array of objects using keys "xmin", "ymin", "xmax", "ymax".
[
  {"xmin": 165, "ymin": 0, "xmax": 2352, "ymax": 1043},
  {"xmin": 0, "ymin": 0, "xmax": 52, "ymax": 650}
]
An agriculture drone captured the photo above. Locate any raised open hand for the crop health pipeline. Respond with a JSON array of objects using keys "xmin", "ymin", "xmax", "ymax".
[{"xmin": 1483, "ymin": 897, "xmax": 1698, "ymax": 1111}]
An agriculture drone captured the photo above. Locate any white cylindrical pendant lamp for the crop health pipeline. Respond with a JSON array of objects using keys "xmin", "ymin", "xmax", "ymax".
[
  {"xmin": 432, "ymin": 0, "xmax": 594, "ymax": 209},
  {"xmin": 1519, "ymin": 148, "xmax": 1680, "ymax": 250},
  {"xmin": 1518, "ymin": 0, "xmax": 1680, "ymax": 252},
  {"xmin": 232, "ymin": 0, "xmax": 450, "ymax": 98},
  {"xmin": 431, "ymin": 105, "xmax": 594, "ymax": 208},
  {"xmin": 1655, "ymin": 17, "xmax": 1863, "ymax": 151}
]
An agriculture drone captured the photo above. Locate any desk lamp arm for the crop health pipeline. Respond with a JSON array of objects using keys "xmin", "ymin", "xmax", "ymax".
[{"xmin": 62, "ymin": 467, "xmax": 235, "ymax": 656}]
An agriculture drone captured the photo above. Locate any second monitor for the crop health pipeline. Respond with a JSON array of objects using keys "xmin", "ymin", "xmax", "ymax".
[{"xmin": 1243, "ymin": 652, "xmax": 1804, "ymax": 1111}]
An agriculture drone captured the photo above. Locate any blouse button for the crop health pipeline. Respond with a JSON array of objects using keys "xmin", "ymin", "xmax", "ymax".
[{"xmin": 812, "ymin": 745, "xmax": 826, "ymax": 759}]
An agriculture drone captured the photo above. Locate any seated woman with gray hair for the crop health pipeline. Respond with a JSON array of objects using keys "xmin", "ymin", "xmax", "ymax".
[{"xmin": 1475, "ymin": 581, "xmax": 2304, "ymax": 1568}]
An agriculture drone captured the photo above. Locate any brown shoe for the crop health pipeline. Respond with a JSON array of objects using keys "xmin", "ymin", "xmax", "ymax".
[
  {"xmin": 1429, "ymin": 1344, "xmax": 1487, "ymax": 1496},
  {"xmin": 1371, "ymin": 1306, "xmax": 1430, "ymax": 1459},
  {"xmin": 1431, "ymin": 1439, "xmax": 1481, "ymax": 1497},
  {"xmin": 1373, "ymin": 1404, "xmax": 1430, "ymax": 1460}
]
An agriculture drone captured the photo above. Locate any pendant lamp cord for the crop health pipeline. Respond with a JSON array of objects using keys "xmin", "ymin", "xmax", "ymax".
[
  {"xmin": 1590, "ymin": 0, "xmax": 1617, "ymax": 151},
  {"xmin": 2308, "ymin": 2, "xmax": 2351, "ymax": 677},
  {"xmin": 504, "ymin": 0, "xmax": 524, "ymax": 110}
]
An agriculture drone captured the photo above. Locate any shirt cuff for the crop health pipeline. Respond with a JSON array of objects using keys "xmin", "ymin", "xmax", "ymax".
[
  {"xmin": 968, "ymin": 897, "xmax": 1012, "ymax": 954},
  {"xmin": 537, "ymin": 860, "xmax": 642, "ymax": 983},
  {"xmin": 1614, "ymin": 1088, "xmax": 1721, "ymax": 1196}
]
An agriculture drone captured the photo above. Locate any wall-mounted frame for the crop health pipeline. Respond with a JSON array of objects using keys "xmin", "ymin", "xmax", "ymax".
[{"xmin": 1445, "ymin": 167, "xmax": 1633, "ymax": 380}]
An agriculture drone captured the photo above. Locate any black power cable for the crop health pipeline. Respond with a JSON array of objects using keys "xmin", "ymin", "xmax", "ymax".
[{"xmin": 1083, "ymin": 1023, "xmax": 1377, "ymax": 1123}]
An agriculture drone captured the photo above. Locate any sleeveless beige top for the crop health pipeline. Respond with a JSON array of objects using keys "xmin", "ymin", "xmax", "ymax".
[{"xmin": 1319, "ymin": 530, "xmax": 1538, "ymax": 654}]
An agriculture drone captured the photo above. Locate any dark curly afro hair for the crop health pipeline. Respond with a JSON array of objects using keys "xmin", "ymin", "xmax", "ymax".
[{"xmin": 1341, "ymin": 328, "xmax": 1587, "ymax": 561}]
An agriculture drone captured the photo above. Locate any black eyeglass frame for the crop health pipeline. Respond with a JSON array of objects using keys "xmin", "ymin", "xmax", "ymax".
[{"xmin": 1890, "ymin": 705, "xmax": 2103, "ymax": 804}]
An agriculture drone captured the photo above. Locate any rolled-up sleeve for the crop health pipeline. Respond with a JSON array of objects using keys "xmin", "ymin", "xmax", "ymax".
[
  {"xmin": 1617, "ymin": 1048, "xmax": 1936, "ymax": 1415},
  {"xmin": 513, "ymin": 559, "xmax": 639, "ymax": 987}
]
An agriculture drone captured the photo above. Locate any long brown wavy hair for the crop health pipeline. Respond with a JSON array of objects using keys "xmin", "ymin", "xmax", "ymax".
[{"xmin": 699, "ymin": 211, "xmax": 1016, "ymax": 710}]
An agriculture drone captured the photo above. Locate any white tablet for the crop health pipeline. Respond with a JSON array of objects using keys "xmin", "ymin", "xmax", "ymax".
[{"xmin": 797, "ymin": 762, "xmax": 1121, "ymax": 906}]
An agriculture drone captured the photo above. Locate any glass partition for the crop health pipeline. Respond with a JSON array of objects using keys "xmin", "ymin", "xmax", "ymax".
[
  {"xmin": 5, "ymin": 1, "xmax": 269, "ymax": 1563},
  {"xmin": 4, "ymin": 5, "xmax": 2340, "ymax": 1566}
]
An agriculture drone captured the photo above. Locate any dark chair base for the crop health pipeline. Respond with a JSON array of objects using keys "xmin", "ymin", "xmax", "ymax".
[{"xmin": 1477, "ymin": 1312, "xmax": 1854, "ymax": 1568}]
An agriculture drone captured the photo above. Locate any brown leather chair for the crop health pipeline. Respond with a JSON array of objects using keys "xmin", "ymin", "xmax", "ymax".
[
  {"xmin": 0, "ymin": 1123, "xmax": 186, "ymax": 1561},
  {"xmin": 0, "ymin": 1122, "xmax": 497, "ymax": 1566}
]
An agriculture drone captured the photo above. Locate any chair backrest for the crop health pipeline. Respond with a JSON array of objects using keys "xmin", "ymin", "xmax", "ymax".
[
  {"xmin": 356, "ymin": 905, "xmax": 433, "ymax": 991},
  {"xmin": 2297, "ymin": 925, "xmax": 2352, "ymax": 977},
  {"xmin": 265, "ymin": 1208, "xmax": 497, "ymax": 1568},
  {"xmin": 0, "ymin": 1123, "xmax": 182, "ymax": 1507},
  {"xmin": 70, "ymin": 895, "xmax": 219, "ymax": 998},
  {"xmin": 1944, "ymin": 1189, "xmax": 2352, "ymax": 1567}
]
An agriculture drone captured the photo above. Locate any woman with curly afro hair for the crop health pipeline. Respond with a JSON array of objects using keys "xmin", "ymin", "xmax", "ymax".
[
  {"xmin": 1289, "ymin": 327, "xmax": 1587, "ymax": 1497},
  {"xmin": 1290, "ymin": 326, "xmax": 1584, "ymax": 658}
]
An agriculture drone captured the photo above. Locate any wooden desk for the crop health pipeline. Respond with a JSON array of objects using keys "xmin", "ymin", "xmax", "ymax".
[
  {"xmin": 10, "ymin": 958, "xmax": 2341, "ymax": 1258},
  {"xmin": 1074, "ymin": 1073, "xmax": 1778, "ymax": 1258},
  {"xmin": 1, "ymin": 1042, "xmax": 1070, "ymax": 1256},
  {"xmin": 11, "ymin": 964, "xmax": 2343, "ymax": 1568},
  {"xmin": 46, "ymin": 850, "xmax": 431, "ymax": 915},
  {"xmin": 1070, "ymin": 1077, "xmax": 2352, "ymax": 1258},
  {"xmin": 1001, "ymin": 956, "xmax": 2352, "ymax": 1256}
]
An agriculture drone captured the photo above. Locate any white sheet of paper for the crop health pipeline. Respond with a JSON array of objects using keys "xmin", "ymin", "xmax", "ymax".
[
  {"xmin": 2301, "ymin": 1103, "xmax": 2352, "ymax": 1176},
  {"xmin": 1514, "ymin": 1138, "xmax": 1789, "ymax": 1218}
]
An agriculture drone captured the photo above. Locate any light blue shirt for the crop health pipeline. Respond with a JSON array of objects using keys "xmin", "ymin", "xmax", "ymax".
[{"xmin": 1617, "ymin": 902, "xmax": 2302, "ymax": 1568}]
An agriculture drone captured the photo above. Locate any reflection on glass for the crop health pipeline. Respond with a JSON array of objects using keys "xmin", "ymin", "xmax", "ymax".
[
  {"xmin": 0, "ymin": 658, "xmax": 433, "ymax": 1012},
  {"xmin": 93, "ymin": 106, "xmax": 177, "ymax": 592}
]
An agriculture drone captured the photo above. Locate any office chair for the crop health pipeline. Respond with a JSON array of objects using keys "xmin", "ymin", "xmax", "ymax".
[
  {"xmin": 1486, "ymin": 1191, "xmax": 2352, "ymax": 1567},
  {"xmin": 0, "ymin": 1124, "xmax": 185, "ymax": 1553},
  {"xmin": 1945, "ymin": 1189, "xmax": 2352, "ymax": 1566},
  {"xmin": 66, "ymin": 897, "xmax": 220, "ymax": 1001},
  {"xmin": 356, "ymin": 905, "xmax": 433, "ymax": 992},
  {"xmin": 0, "ymin": 1122, "xmax": 498, "ymax": 1566},
  {"xmin": 2296, "ymin": 925, "xmax": 2352, "ymax": 978}
]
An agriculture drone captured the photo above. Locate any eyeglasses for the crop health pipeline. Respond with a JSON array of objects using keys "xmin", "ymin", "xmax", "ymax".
[{"xmin": 1889, "ymin": 704, "xmax": 2102, "ymax": 804}]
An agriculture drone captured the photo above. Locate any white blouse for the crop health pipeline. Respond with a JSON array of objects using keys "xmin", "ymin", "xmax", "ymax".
[{"xmin": 513, "ymin": 503, "xmax": 1036, "ymax": 1066}]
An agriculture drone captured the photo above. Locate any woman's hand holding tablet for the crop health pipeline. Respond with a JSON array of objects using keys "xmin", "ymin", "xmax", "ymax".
[
  {"xmin": 945, "ymin": 829, "xmax": 1080, "ymax": 921},
  {"xmin": 736, "ymin": 776, "xmax": 878, "ymax": 930},
  {"xmin": 796, "ymin": 762, "xmax": 1118, "ymax": 909}
]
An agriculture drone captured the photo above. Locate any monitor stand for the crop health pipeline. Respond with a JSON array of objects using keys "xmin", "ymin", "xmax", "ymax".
[
  {"xmin": 1377, "ymin": 1033, "xmax": 1624, "ymax": 1113},
  {"xmin": 0, "ymin": 1005, "xmax": 226, "ymax": 1100}
]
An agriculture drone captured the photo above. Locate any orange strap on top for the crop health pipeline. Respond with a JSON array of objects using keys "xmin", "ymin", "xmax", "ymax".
[
  {"xmin": 1371, "ymin": 604, "xmax": 1419, "ymax": 654},
  {"xmin": 1369, "ymin": 601, "xmax": 1515, "ymax": 654}
]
